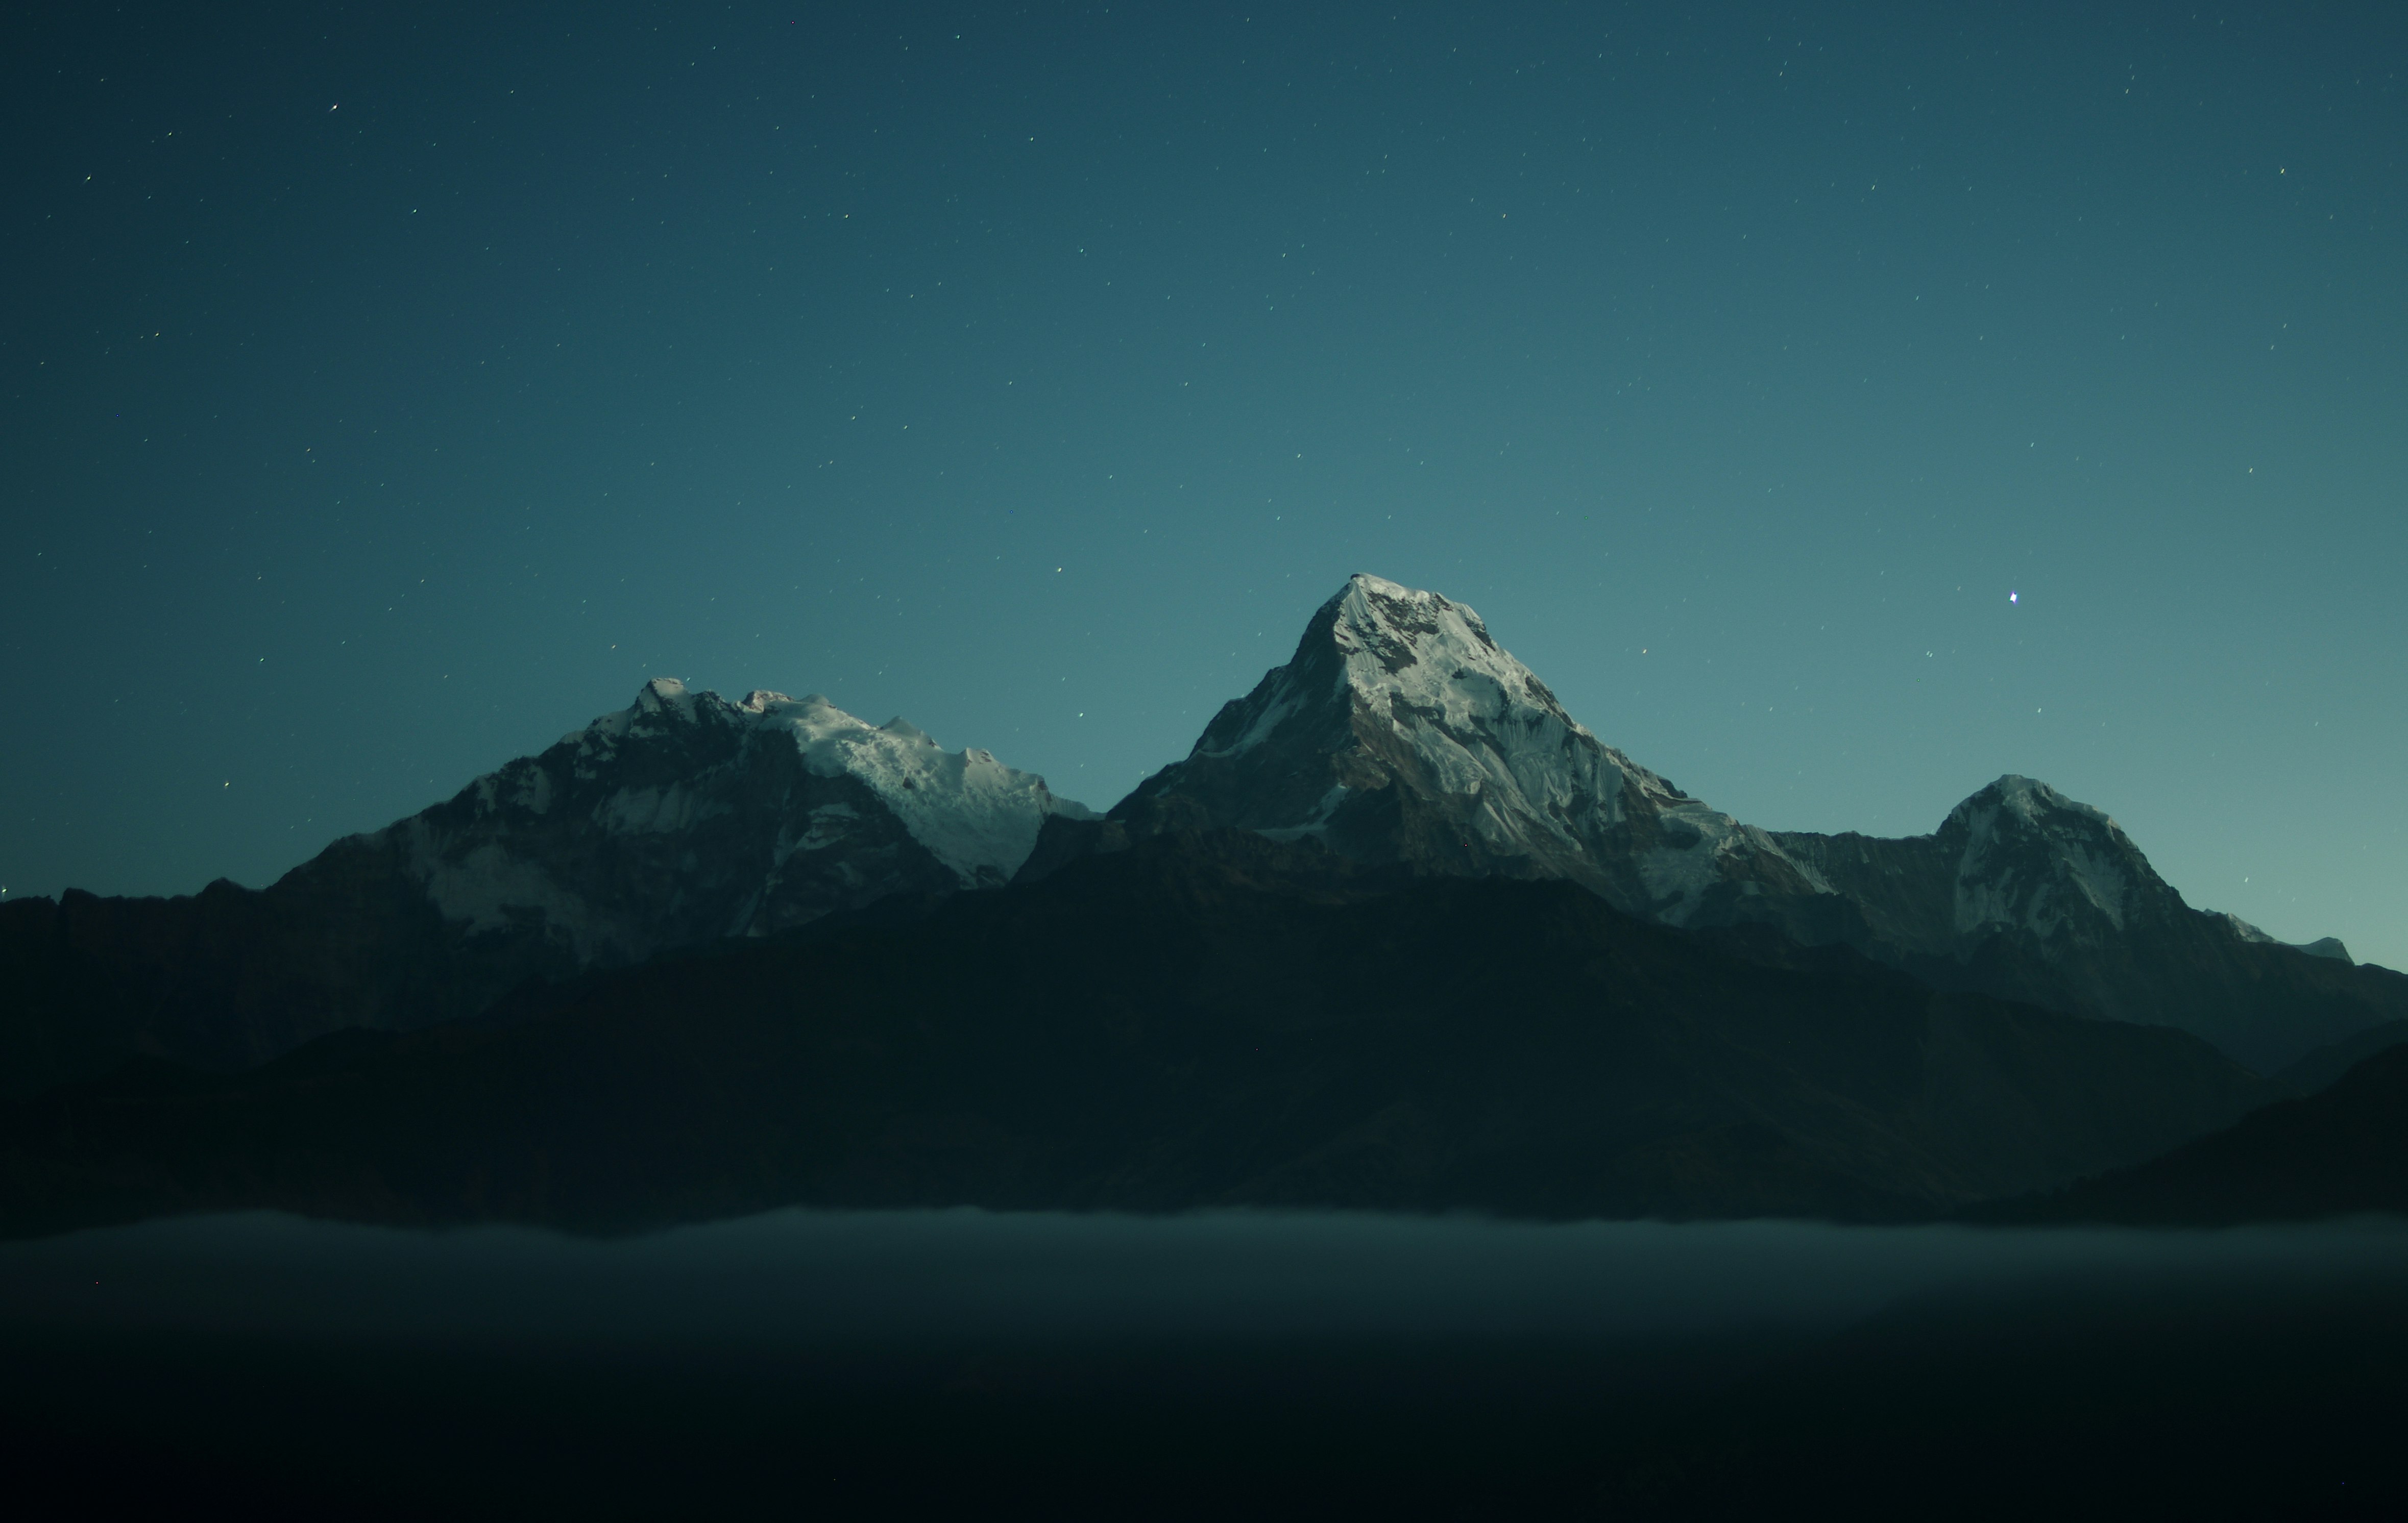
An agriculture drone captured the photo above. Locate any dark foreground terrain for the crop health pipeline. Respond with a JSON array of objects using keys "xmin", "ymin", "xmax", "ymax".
[
  {"xmin": 1993, "ymin": 1041, "xmax": 2408, "ymax": 1225},
  {"xmin": 3, "ymin": 1210, "xmax": 2402, "ymax": 1521},
  {"xmin": 1, "ymin": 832, "xmax": 2280, "ymax": 1236}
]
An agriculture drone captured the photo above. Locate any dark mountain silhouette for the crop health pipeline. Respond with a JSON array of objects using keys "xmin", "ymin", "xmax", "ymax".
[
  {"xmin": 0, "ymin": 832, "xmax": 2275, "ymax": 1237},
  {"xmin": 1983, "ymin": 1040, "xmax": 2408, "ymax": 1225},
  {"xmin": 5, "ymin": 573, "xmax": 2394, "ymax": 1243},
  {"xmin": 2275, "ymin": 1018, "xmax": 2408, "ymax": 1096}
]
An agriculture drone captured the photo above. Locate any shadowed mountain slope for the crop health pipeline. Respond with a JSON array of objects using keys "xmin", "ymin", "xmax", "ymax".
[
  {"xmin": 1986, "ymin": 1040, "xmax": 2408, "ymax": 1225},
  {"xmin": 2275, "ymin": 1019, "xmax": 2408, "ymax": 1096},
  {"xmin": 0, "ymin": 833, "xmax": 2276, "ymax": 1238}
]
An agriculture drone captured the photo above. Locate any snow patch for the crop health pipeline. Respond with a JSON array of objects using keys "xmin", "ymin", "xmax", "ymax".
[
  {"xmin": 792, "ymin": 802, "xmax": 862, "ymax": 854},
  {"xmin": 510, "ymin": 766, "xmax": 554, "ymax": 817},
  {"xmin": 599, "ymin": 783, "xmax": 729, "ymax": 837},
  {"xmin": 402, "ymin": 828, "xmax": 623, "ymax": 963}
]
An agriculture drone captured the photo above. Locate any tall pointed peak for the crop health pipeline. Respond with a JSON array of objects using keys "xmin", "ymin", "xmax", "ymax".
[
  {"xmin": 1323, "ymin": 572, "xmax": 1497, "ymax": 666},
  {"xmin": 580, "ymin": 676, "xmax": 716, "ymax": 742},
  {"xmin": 1937, "ymin": 774, "xmax": 2163, "ymax": 941},
  {"xmin": 1292, "ymin": 573, "xmax": 1578, "ymax": 735},
  {"xmin": 635, "ymin": 676, "xmax": 695, "ymax": 713},
  {"xmin": 1113, "ymin": 573, "xmax": 1767, "ymax": 920}
]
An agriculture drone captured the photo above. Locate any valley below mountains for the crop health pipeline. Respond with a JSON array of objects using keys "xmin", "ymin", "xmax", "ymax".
[{"xmin": 5, "ymin": 574, "xmax": 2402, "ymax": 1233}]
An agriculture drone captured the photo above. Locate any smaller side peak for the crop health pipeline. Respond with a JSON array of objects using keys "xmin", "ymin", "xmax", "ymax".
[
  {"xmin": 2215, "ymin": 915, "xmax": 2354, "ymax": 964},
  {"xmin": 579, "ymin": 677, "xmax": 702, "ymax": 738},
  {"xmin": 881, "ymin": 716, "xmax": 936, "ymax": 745},
  {"xmin": 1986, "ymin": 773, "xmax": 2057, "ymax": 801},
  {"xmin": 1948, "ymin": 774, "xmax": 2115, "ymax": 831},
  {"xmin": 576, "ymin": 681, "xmax": 862, "ymax": 750},
  {"xmin": 635, "ymin": 676, "xmax": 695, "ymax": 713}
]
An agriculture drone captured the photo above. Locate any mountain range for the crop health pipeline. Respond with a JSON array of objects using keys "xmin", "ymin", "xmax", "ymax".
[{"xmin": 4, "ymin": 573, "xmax": 2402, "ymax": 1228}]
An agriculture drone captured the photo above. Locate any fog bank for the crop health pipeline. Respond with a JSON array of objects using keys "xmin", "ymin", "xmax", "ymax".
[{"xmin": 9, "ymin": 1208, "xmax": 2407, "ymax": 1350}]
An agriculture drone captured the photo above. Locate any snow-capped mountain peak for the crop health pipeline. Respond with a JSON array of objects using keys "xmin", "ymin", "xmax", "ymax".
[
  {"xmin": 1116, "ymin": 574, "xmax": 1809, "ymax": 921},
  {"xmin": 1945, "ymin": 774, "xmax": 2147, "ymax": 938},
  {"xmin": 1322, "ymin": 572, "xmax": 1580, "ymax": 726},
  {"xmin": 366, "ymin": 680, "xmax": 1091, "ymax": 970},
  {"xmin": 1949, "ymin": 774, "xmax": 2118, "ymax": 836}
]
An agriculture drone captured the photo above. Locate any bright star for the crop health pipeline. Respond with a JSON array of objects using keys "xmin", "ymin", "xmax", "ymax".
[{"xmin": 2009, "ymin": 591, "xmax": 2018, "ymax": 604}]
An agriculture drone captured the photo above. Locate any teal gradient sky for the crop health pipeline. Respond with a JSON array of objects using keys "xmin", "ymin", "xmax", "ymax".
[{"xmin": 6, "ymin": 2, "xmax": 2403, "ymax": 967}]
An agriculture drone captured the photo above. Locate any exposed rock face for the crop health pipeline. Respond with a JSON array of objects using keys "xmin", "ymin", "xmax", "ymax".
[
  {"xmin": 1, "ymin": 682, "xmax": 1090, "ymax": 1093},
  {"xmin": 1096, "ymin": 575, "xmax": 2405, "ymax": 1070}
]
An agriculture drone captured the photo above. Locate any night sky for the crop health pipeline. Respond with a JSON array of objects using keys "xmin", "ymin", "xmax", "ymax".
[{"xmin": 7, "ymin": 3, "xmax": 2403, "ymax": 968}]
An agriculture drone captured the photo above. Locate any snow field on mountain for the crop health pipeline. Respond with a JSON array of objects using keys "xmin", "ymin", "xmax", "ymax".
[
  {"xmin": 750, "ymin": 692, "xmax": 1095, "ymax": 885},
  {"xmin": 1948, "ymin": 776, "xmax": 2141, "ymax": 939},
  {"xmin": 558, "ymin": 679, "xmax": 1094, "ymax": 885},
  {"xmin": 1321, "ymin": 575, "xmax": 1784, "ymax": 918}
]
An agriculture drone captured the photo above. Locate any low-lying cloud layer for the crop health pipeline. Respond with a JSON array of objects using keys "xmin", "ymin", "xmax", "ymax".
[{"xmin": 10, "ymin": 1208, "xmax": 2408, "ymax": 1350}]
